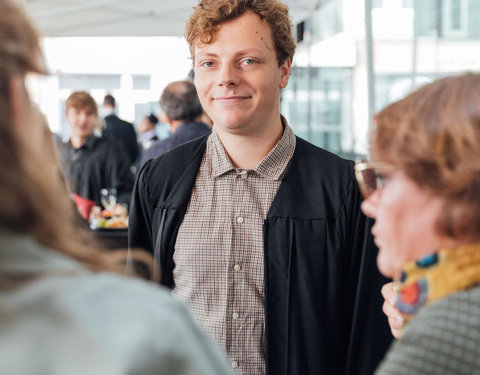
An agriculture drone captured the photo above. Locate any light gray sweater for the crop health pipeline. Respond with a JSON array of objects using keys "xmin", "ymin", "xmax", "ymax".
[{"xmin": 0, "ymin": 229, "xmax": 233, "ymax": 375}]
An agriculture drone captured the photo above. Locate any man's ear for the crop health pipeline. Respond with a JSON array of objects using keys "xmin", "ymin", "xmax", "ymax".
[
  {"xmin": 279, "ymin": 58, "xmax": 292, "ymax": 89},
  {"xmin": 164, "ymin": 113, "xmax": 174, "ymax": 126},
  {"xmin": 9, "ymin": 75, "xmax": 29, "ymax": 129}
]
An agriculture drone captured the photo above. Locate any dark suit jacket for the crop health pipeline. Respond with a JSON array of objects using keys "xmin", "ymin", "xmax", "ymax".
[{"xmin": 104, "ymin": 114, "xmax": 140, "ymax": 166}]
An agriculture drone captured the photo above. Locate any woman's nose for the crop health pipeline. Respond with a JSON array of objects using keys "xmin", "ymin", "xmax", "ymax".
[{"xmin": 361, "ymin": 190, "xmax": 381, "ymax": 219}]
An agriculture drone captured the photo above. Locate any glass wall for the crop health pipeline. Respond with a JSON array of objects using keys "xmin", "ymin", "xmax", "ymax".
[
  {"xmin": 282, "ymin": 67, "xmax": 352, "ymax": 156},
  {"xmin": 283, "ymin": 0, "xmax": 480, "ymax": 158}
]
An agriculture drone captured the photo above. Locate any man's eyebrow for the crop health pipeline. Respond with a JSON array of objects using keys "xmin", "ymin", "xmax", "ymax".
[
  {"xmin": 195, "ymin": 51, "xmax": 218, "ymax": 59},
  {"xmin": 196, "ymin": 49, "xmax": 265, "ymax": 58},
  {"xmin": 235, "ymin": 49, "xmax": 265, "ymax": 56}
]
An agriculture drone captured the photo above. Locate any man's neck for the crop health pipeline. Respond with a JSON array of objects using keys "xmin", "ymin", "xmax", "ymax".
[
  {"xmin": 104, "ymin": 107, "xmax": 115, "ymax": 117},
  {"xmin": 70, "ymin": 135, "xmax": 89, "ymax": 149},
  {"xmin": 170, "ymin": 120, "xmax": 185, "ymax": 134},
  {"xmin": 215, "ymin": 121, "xmax": 284, "ymax": 170}
]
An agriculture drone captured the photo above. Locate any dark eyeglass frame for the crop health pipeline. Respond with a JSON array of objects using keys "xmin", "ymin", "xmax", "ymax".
[{"xmin": 354, "ymin": 160, "xmax": 393, "ymax": 199}]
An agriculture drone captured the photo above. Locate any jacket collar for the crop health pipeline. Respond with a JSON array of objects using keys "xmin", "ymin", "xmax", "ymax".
[{"xmin": 158, "ymin": 132, "xmax": 356, "ymax": 220}]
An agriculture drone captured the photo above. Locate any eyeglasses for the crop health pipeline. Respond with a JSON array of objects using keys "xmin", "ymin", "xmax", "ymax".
[{"xmin": 354, "ymin": 160, "xmax": 393, "ymax": 199}]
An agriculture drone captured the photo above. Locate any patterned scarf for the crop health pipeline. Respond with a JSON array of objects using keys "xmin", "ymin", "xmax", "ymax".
[{"xmin": 395, "ymin": 243, "xmax": 480, "ymax": 324}]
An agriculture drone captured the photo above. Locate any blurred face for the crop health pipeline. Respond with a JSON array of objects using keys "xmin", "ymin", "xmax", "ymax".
[
  {"xmin": 193, "ymin": 11, "xmax": 291, "ymax": 137},
  {"xmin": 139, "ymin": 118, "xmax": 153, "ymax": 134},
  {"xmin": 360, "ymin": 168, "xmax": 445, "ymax": 279},
  {"xmin": 66, "ymin": 106, "xmax": 96, "ymax": 144}
]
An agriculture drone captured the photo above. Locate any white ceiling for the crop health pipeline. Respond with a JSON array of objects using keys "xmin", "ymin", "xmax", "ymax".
[{"xmin": 22, "ymin": 0, "xmax": 318, "ymax": 37}]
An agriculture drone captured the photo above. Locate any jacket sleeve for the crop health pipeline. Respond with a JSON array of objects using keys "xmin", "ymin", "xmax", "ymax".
[
  {"xmin": 128, "ymin": 160, "xmax": 155, "ymax": 255},
  {"xmin": 341, "ymin": 175, "xmax": 393, "ymax": 375}
]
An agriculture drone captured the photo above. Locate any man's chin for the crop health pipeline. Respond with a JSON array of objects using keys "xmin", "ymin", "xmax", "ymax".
[{"xmin": 214, "ymin": 115, "xmax": 249, "ymax": 133}]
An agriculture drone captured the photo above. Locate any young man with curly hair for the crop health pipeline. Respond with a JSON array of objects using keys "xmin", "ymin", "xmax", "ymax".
[{"xmin": 130, "ymin": 1, "xmax": 392, "ymax": 374}]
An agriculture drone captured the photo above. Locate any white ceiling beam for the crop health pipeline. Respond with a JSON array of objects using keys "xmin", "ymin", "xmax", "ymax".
[{"xmin": 32, "ymin": 0, "xmax": 135, "ymax": 19}]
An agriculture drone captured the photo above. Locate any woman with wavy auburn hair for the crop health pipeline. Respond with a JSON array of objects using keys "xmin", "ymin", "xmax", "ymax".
[
  {"xmin": 356, "ymin": 73, "xmax": 480, "ymax": 374},
  {"xmin": 0, "ymin": 1, "xmax": 233, "ymax": 374}
]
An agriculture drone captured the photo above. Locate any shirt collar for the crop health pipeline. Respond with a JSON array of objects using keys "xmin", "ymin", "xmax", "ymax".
[
  {"xmin": 68, "ymin": 134, "xmax": 98, "ymax": 150},
  {"xmin": 207, "ymin": 128, "xmax": 235, "ymax": 178},
  {"xmin": 207, "ymin": 116, "xmax": 296, "ymax": 180},
  {"xmin": 139, "ymin": 129, "xmax": 157, "ymax": 143}
]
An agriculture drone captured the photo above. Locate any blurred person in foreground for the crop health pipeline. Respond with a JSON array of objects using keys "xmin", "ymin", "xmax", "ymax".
[
  {"xmin": 130, "ymin": 0, "xmax": 391, "ymax": 374},
  {"xmin": 140, "ymin": 80, "xmax": 211, "ymax": 166},
  {"xmin": 58, "ymin": 91, "xmax": 134, "ymax": 220},
  {"xmin": 357, "ymin": 73, "xmax": 480, "ymax": 375},
  {"xmin": 103, "ymin": 94, "xmax": 140, "ymax": 168},
  {"xmin": 139, "ymin": 113, "xmax": 160, "ymax": 150},
  {"xmin": 0, "ymin": 1, "xmax": 234, "ymax": 374}
]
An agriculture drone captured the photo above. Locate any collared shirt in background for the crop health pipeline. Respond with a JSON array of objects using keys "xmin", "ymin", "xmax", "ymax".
[{"xmin": 58, "ymin": 135, "xmax": 134, "ymax": 206}]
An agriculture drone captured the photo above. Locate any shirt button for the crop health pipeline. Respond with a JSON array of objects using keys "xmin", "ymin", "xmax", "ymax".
[
  {"xmin": 231, "ymin": 361, "xmax": 238, "ymax": 369},
  {"xmin": 240, "ymin": 171, "xmax": 247, "ymax": 179},
  {"xmin": 236, "ymin": 216, "xmax": 244, "ymax": 224},
  {"xmin": 234, "ymin": 264, "xmax": 241, "ymax": 271},
  {"xmin": 232, "ymin": 312, "xmax": 239, "ymax": 320}
]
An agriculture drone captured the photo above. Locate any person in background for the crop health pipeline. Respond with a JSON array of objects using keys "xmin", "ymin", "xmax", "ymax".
[
  {"xmin": 139, "ymin": 113, "xmax": 159, "ymax": 150},
  {"xmin": 357, "ymin": 73, "xmax": 480, "ymax": 375},
  {"xmin": 103, "ymin": 94, "xmax": 140, "ymax": 168},
  {"xmin": 0, "ymin": 2, "xmax": 235, "ymax": 374},
  {"xmin": 58, "ymin": 92, "xmax": 134, "ymax": 219},
  {"xmin": 140, "ymin": 80, "xmax": 211, "ymax": 166},
  {"xmin": 129, "ymin": 0, "xmax": 391, "ymax": 374}
]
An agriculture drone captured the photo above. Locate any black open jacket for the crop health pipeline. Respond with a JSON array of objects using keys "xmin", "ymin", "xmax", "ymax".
[{"xmin": 129, "ymin": 135, "xmax": 392, "ymax": 375}]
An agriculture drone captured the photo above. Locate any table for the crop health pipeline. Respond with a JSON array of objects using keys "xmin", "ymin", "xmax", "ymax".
[{"xmin": 91, "ymin": 228, "xmax": 128, "ymax": 249}]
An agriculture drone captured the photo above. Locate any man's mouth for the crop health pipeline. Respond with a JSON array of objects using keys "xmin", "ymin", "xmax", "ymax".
[{"xmin": 213, "ymin": 96, "xmax": 251, "ymax": 105}]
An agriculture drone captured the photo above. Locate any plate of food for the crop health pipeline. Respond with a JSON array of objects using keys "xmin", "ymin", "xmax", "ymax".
[{"xmin": 89, "ymin": 205, "xmax": 128, "ymax": 230}]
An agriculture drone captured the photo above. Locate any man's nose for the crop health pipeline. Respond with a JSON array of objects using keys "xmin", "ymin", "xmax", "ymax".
[{"xmin": 217, "ymin": 63, "xmax": 239, "ymax": 87}]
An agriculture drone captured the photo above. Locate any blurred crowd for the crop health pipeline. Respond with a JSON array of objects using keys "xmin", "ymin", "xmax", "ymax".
[{"xmin": 55, "ymin": 81, "xmax": 212, "ymax": 222}]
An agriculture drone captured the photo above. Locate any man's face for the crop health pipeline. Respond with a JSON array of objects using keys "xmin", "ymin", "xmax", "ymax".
[
  {"xmin": 193, "ymin": 11, "xmax": 291, "ymax": 137},
  {"xmin": 66, "ymin": 107, "xmax": 96, "ymax": 141}
]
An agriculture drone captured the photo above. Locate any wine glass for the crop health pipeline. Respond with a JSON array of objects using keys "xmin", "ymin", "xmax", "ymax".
[{"xmin": 100, "ymin": 188, "xmax": 117, "ymax": 212}]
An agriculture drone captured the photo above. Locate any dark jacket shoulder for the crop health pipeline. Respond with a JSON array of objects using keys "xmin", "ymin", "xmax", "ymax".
[
  {"xmin": 140, "ymin": 136, "xmax": 208, "ymax": 208},
  {"xmin": 267, "ymin": 136, "xmax": 355, "ymax": 220}
]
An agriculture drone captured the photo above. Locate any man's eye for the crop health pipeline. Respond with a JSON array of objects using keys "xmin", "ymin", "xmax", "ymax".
[
  {"xmin": 242, "ymin": 59, "xmax": 256, "ymax": 65},
  {"xmin": 201, "ymin": 61, "xmax": 214, "ymax": 68}
]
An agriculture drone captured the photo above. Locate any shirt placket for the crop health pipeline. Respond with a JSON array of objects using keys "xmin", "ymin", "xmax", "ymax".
[{"xmin": 227, "ymin": 168, "xmax": 250, "ymax": 372}]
